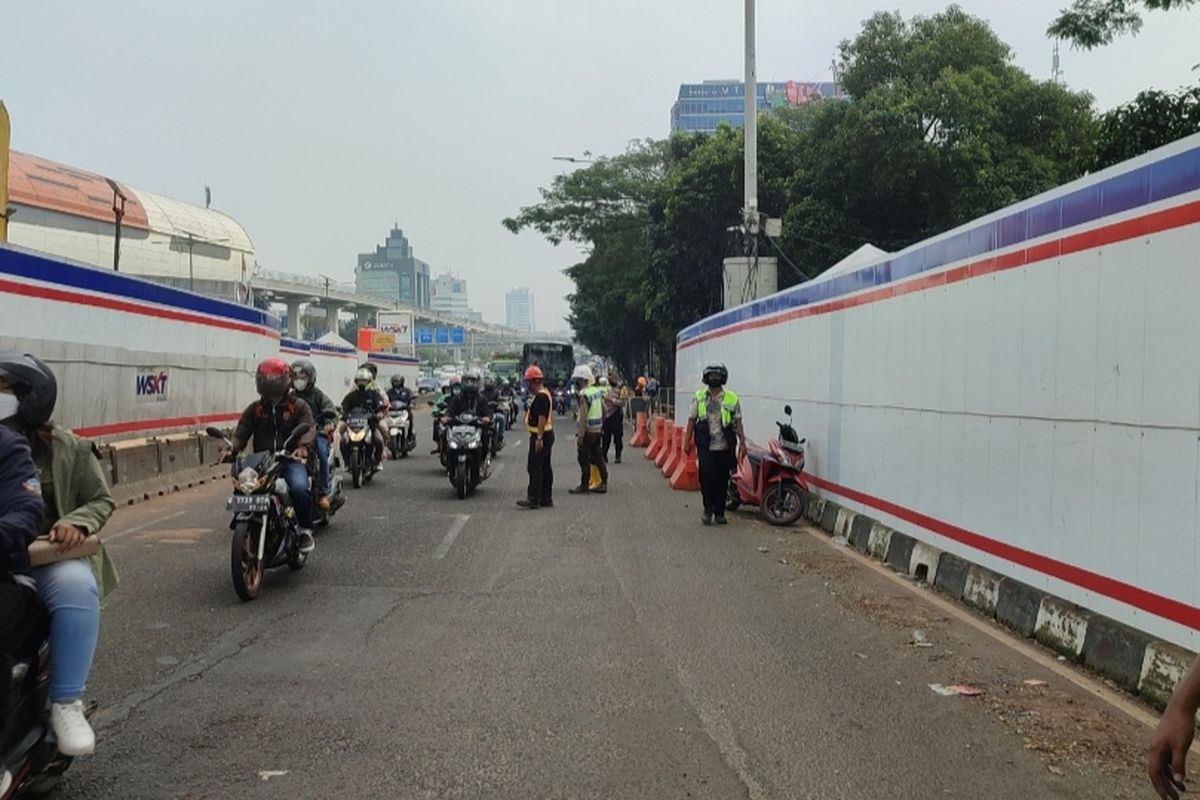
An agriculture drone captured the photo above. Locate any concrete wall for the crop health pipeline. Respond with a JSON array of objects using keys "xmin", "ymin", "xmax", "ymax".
[{"xmin": 677, "ymin": 133, "xmax": 1200, "ymax": 649}]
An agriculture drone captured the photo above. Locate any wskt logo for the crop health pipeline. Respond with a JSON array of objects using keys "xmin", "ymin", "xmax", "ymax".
[{"xmin": 135, "ymin": 371, "xmax": 169, "ymax": 400}]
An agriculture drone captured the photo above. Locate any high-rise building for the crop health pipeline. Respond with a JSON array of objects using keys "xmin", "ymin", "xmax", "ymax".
[
  {"xmin": 669, "ymin": 79, "xmax": 840, "ymax": 135},
  {"xmin": 431, "ymin": 272, "xmax": 471, "ymax": 318},
  {"xmin": 505, "ymin": 287, "xmax": 534, "ymax": 333},
  {"xmin": 355, "ymin": 225, "xmax": 431, "ymax": 308}
]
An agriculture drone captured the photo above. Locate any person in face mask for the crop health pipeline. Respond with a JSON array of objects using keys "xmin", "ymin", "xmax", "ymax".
[
  {"xmin": 682, "ymin": 363, "xmax": 747, "ymax": 526},
  {"xmin": 0, "ymin": 351, "xmax": 118, "ymax": 758},
  {"xmin": 290, "ymin": 360, "xmax": 335, "ymax": 511}
]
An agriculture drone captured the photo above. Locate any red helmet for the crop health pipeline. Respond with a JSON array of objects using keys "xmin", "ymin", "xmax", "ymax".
[
  {"xmin": 523, "ymin": 365, "xmax": 544, "ymax": 381},
  {"xmin": 255, "ymin": 357, "xmax": 291, "ymax": 401}
]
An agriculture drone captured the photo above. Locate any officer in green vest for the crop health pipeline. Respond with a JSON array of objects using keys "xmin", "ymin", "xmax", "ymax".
[
  {"xmin": 568, "ymin": 365, "xmax": 608, "ymax": 495},
  {"xmin": 683, "ymin": 362, "xmax": 746, "ymax": 524}
]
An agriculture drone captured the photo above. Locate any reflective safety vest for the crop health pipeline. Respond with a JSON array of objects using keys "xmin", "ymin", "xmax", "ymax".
[
  {"xmin": 526, "ymin": 388, "xmax": 554, "ymax": 433},
  {"xmin": 693, "ymin": 388, "xmax": 739, "ymax": 449},
  {"xmin": 583, "ymin": 385, "xmax": 604, "ymax": 432}
]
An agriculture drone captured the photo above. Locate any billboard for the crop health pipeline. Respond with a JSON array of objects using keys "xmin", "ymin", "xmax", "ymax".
[{"xmin": 376, "ymin": 310, "xmax": 413, "ymax": 343}]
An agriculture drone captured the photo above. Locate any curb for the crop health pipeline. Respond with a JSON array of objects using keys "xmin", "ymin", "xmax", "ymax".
[{"xmin": 800, "ymin": 495, "xmax": 1194, "ymax": 711}]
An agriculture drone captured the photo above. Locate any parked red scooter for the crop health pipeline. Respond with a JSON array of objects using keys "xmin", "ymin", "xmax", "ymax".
[{"xmin": 726, "ymin": 404, "xmax": 808, "ymax": 526}]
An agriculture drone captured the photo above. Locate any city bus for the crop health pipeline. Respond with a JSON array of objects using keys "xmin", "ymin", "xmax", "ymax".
[{"xmin": 520, "ymin": 342, "xmax": 574, "ymax": 390}]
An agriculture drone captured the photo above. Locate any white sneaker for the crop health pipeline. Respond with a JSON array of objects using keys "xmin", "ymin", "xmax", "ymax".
[
  {"xmin": 51, "ymin": 700, "xmax": 95, "ymax": 756},
  {"xmin": 297, "ymin": 528, "xmax": 315, "ymax": 554},
  {"xmin": 1, "ymin": 767, "xmax": 13, "ymax": 795}
]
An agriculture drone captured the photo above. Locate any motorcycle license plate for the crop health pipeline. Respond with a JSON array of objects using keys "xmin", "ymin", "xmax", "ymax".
[{"xmin": 226, "ymin": 494, "xmax": 271, "ymax": 512}]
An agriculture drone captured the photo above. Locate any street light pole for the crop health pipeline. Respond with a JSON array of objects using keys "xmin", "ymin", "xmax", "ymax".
[{"xmin": 744, "ymin": 0, "xmax": 758, "ymax": 238}]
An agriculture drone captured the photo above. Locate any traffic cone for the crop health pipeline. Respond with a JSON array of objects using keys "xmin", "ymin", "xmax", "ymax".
[
  {"xmin": 630, "ymin": 412, "xmax": 651, "ymax": 447},
  {"xmin": 669, "ymin": 442, "xmax": 700, "ymax": 491}
]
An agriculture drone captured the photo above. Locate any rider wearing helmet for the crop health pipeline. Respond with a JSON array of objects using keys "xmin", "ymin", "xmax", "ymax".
[
  {"xmin": 569, "ymin": 365, "xmax": 607, "ymax": 495},
  {"xmin": 480, "ymin": 375, "xmax": 506, "ymax": 447},
  {"xmin": 445, "ymin": 369, "xmax": 491, "ymax": 420},
  {"xmin": 230, "ymin": 358, "xmax": 318, "ymax": 550},
  {"xmin": 387, "ymin": 375, "xmax": 414, "ymax": 406},
  {"xmin": 0, "ymin": 351, "xmax": 118, "ymax": 758},
  {"xmin": 516, "ymin": 365, "xmax": 554, "ymax": 509},
  {"xmin": 683, "ymin": 362, "xmax": 747, "ymax": 525},
  {"xmin": 290, "ymin": 360, "xmax": 336, "ymax": 511},
  {"xmin": 340, "ymin": 367, "xmax": 387, "ymax": 469}
]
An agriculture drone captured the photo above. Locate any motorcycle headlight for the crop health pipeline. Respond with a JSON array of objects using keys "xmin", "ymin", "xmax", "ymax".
[
  {"xmin": 467, "ymin": 440, "xmax": 479, "ymax": 448},
  {"xmin": 237, "ymin": 468, "xmax": 260, "ymax": 494},
  {"xmin": 449, "ymin": 441, "xmax": 459, "ymax": 449}
]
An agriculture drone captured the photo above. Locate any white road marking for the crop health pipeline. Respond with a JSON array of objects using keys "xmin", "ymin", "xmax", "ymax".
[
  {"xmin": 433, "ymin": 514, "xmax": 470, "ymax": 560},
  {"xmin": 104, "ymin": 509, "xmax": 189, "ymax": 542}
]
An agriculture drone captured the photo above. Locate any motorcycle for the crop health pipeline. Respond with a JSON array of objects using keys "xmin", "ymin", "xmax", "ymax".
[
  {"xmin": 553, "ymin": 389, "xmax": 567, "ymax": 416},
  {"xmin": 445, "ymin": 412, "xmax": 491, "ymax": 499},
  {"xmin": 386, "ymin": 400, "xmax": 415, "ymax": 459},
  {"xmin": 344, "ymin": 407, "xmax": 380, "ymax": 488},
  {"xmin": 205, "ymin": 424, "xmax": 313, "ymax": 601},
  {"xmin": 488, "ymin": 400, "xmax": 507, "ymax": 456},
  {"xmin": 727, "ymin": 404, "xmax": 809, "ymax": 526},
  {"xmin": 2, "ymin": 635, "xmax": 74, "ymax": 799}
]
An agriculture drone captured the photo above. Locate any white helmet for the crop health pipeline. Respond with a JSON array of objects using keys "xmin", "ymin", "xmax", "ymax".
[
  {"xmin": 571, "ymin": 365, "xmax": 594, "ymax": 386},
  {"xmin": 598, "ymin": 376, "xmax": 609, "ymax": 387}
]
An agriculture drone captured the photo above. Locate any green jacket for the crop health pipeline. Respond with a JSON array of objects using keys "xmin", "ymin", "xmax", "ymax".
[{"xmin": 45, "ymin": 427, "xmax": 120, "ymax": 599}]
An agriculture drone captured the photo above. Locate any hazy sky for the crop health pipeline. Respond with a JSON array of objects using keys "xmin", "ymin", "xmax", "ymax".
[{"xmin": 6, "ymin": 1, "xmax": 1197, "ymax": 329}]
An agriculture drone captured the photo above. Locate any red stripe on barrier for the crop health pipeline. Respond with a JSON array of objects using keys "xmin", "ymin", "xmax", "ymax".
[
  {"xmin": 0, "ymin": 277, "xmax": 279, "ymax": 339},
  {"xmin": 680, "ymin": 199, "xmax": 1200, "ymax": 350},
  {"xmin": 74, "ymin": 412, "xmax": 241, "ymax": 439},
  {"xmin": 805, "ymin": 471, "xmax": 1200, "ymax": 631}
]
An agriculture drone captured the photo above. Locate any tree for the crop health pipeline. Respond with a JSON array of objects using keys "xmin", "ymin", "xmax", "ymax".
[
  {"xmin": 1047, "ymin": 0, "xmax": 1197, "ymax": 48},
  {"xmin": 1093, "ymin": 86, "xmax": 1200, "ymax": 168}
]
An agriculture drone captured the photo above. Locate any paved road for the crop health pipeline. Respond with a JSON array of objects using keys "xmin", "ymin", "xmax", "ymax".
[{"xmin": 58, "ymin": 415, "xmax": 1150, "ymax": 799}]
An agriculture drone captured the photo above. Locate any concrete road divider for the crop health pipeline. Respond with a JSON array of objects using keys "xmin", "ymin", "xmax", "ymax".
[{"xmin": 105, "ymin": 432, "xmax": 227, "ymax": 506}]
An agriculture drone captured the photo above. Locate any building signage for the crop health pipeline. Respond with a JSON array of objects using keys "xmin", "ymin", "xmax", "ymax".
[{"xmin": 135, "ymin": 369, "xmax": 170, "ymax": 402}]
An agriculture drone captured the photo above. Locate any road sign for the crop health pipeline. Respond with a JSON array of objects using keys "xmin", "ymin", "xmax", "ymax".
[
  {"xmin": 416, "ymin": 327, "xmax": 433, "ymax": 345},
  {"xmin": 435, "ymin": 327, "xmax": 450, "ymax": 345},
  {"xmin": 451, "ymin": 326, "xmax": 465, "ymax": 345}
]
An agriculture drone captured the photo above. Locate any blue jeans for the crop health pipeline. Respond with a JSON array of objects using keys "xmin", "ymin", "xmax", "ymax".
[
  {"xmin": 31, "ymin": 559, "xmax": 100, "ymax": 703},
  {"xmin": 314, "ymin": 434, "xmax": 331, "ymax": 496},
  {"xmin": 494, "ymin": 413, "xmax": 506, "ymax": 444},
  {"xmin": 281, "ymin": 461, "xmax": 313, "ymax": 528}
]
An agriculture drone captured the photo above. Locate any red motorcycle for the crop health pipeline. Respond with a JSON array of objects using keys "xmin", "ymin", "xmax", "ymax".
[{"xmin": 727, "ymin": 404, "xmax": 808, "ymax": 526}]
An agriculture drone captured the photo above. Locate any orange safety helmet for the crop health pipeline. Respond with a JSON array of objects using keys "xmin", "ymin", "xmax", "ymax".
[
  {"xmin": 637, "ymin": 376, "xmax": 647, "ymax": 387},
  {"xmin": 524, "ymin": 365, "xmax": 544, "ymax": 381}
]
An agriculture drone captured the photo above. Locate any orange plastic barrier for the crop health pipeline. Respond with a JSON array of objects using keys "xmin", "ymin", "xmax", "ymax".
[
  {"xmin": 661, "ymin": 428, "xmax": 684, "ymax": 477},
  {"xmin": 669, "ymin": 446, "xmax": 700, "ymax": 491},
  {"xmin": 654, "ymin": 425, "xmax": 676, "ymax": 469},
  {"xmin": 648, "ymin": 418, "xmax": 672, "ymax": 461},
  {"xmin": 630, "ymin": 412, "xmax": 651, "ymax": 447}
]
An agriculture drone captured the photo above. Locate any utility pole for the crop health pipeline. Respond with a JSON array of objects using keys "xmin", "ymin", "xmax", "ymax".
[
  {"xmin": 106, "ymin": 178, "xmax": 126, "ymax": 272},
  {"xmin": 743, "ymin": 0, "xmax": 758, "ymax": 241},
  {"xmin": 1051, "ymin": 41, "xmax": 1063, "ymax": 84}
]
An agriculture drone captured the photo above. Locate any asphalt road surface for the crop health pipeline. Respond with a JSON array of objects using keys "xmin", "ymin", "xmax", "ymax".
[{"xmin": 58, "ymin": 414, "xmax": 1152, "ymax": 799}]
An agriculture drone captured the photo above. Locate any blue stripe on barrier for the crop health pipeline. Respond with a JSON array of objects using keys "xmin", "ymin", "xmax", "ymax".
[
  {"xmin": 0, "ymin": 244, "xmax": 280, "ymax": 330},
  {"xmin": 679, "ymin": 141, "xmax": 1200, "ymax": 344}
]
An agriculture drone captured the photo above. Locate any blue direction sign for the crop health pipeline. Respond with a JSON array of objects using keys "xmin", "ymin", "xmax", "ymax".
[
  {"xmin": 435, "ymin": 327, "xmax": 450, "ymax": 345},
  {"xmin": 416, "ymin": 327, "xmax": 433, "ymax": 345},
  {"xmin": 451, "ymin": 326, "xmax": 465, "ymax": 345}
]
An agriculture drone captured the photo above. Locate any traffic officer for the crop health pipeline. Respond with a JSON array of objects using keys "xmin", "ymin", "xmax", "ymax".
[
  {"xmin": 517, "ymin": 365, "xmax": 554, "ymax": 509},
  {"xmin": 682, "ymin": 362, "xmax": 747, "ymax": 525},
  {"xmin": 569, "ymin": 365, "xmax": 607, "ymax": 495}
]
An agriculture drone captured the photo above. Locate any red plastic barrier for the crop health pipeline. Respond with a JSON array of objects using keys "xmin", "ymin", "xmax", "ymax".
[
  {"xmin": 630, "ymin": 412, "xmax": 651, "ymax": 447},
  {"xmin": 669, "ymin": 445, "xmax": 700, "ymax": 491},
  {"xmin": 654, "ymin": 425, "xmax": 676, "ymax": 469},
  {"xmin": 648, "ymin": 418, "xmax": 672, "ymax": 461}
]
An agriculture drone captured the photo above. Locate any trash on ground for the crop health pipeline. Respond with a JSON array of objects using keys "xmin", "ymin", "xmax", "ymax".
[
  {"xmin": 929, "ymin": 683, "xmax": 958, "ymax": 696},
  {"xmin": 911, "ymin": 629, "xmax": 933, "ymax": 647},
  {"xmin": 259, "ymin": 770, "xmax": 289, "ymax": 781},
  {"xmin": 831, "ymin": 536, "xmax": 848, "ymax": 547},
  {"xmin": 757, "ymin": 546, "xmax": 770, "ymax": 553},
  {"xmin": 1023, "ymin": 679, "xmax": 1049, "ymax": 688},
  {"xmin": 853, "ymin": 652, "xmax": 869, "ymax": 660},
  {"xmin": 778, "ymin": 558, "xmax": 789, "ymax": 565},
  {"xmin": 929, "ymin": 683, "xmax": 984, "ymax": 697},
  {"xmin": 1048, "ymin": 765, "xmax": 1065, "ymax": 776}
]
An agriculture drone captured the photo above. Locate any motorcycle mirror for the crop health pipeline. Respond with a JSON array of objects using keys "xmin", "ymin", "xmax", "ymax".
[
  {"xmin": 783, "ymin": 404, "xmax": 793, "ymax": 416},
  {"xmin": 205, "ymin": 426, "xmax": 226, "ymax": 439}
]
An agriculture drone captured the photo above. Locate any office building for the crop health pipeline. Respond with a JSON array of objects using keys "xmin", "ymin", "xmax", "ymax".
[
  {"xmin": 355, "ymin": 225, "xmax": 431, "ymax": 308},
  {"xmin": 670, "ymin": 79, "xmax": 840, "ymax": 135},
  {"xmin": 431, "ymin": 271, "xmax": 482, "ymax": 322},
  {"xmin": 505, "ymin": 287, "xmax": 535, "ymax": 333}
]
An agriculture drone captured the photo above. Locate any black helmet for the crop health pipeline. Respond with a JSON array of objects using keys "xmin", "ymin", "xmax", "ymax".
[
  {"xmin": 359, "ymin": 362, "xmax": 378, "ymax": 379},
  {"xmin": 702, "ymin": 363, "xmax": 728, "ymax": 386},
  {"xmin": 0, "ymin": 350, "xmax": 58, "ymax": 428},
  {"xmin": 391, "ymin": 375, "xmax": 404, "ymax": 389}
]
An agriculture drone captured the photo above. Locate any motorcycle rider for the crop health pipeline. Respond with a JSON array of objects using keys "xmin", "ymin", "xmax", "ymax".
[
  {"xmin": 2, "ymin": 351, "xmax": 118, "ymax": 758},
  {"xmin": 227, "ymin": 358, "xmax": 318, "ymax": 552},
  {"xmin": 444, "ymin": 369, "xmax": 492, "ymax": 422},
  {"xmin": 569, "ymin": 365, "xmax": 608, "ymax": 495},
  {"xmin": 682, "ymin": 362, "xmax": 748, "ymax": 526},
  {"xmin": 290, "ymin": 359, "xmax": 335, "ymax": 511},
  {"xmin": 339, "ymin": 367, "xmax": 387, "ymax": 470},
  {"xmin": 0, "ymin": 422, "xmax": 47, "ymax": 794},
  {"xmin": 481, "ymin": 375, "xmax": 506, "ymax": 448},
  {"xmin": 432, "ymin": 377, "xmax": 460, "ymax": 454},
  {"xmin": 387, "ymin": 375, "xmax": 414, "ymax": 406}
]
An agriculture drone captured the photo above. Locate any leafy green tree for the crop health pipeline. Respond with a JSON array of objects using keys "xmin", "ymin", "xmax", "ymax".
[
  {"xmin": 1047, "ymin": 0, "xmax": 1197, "ymax": 48},
  {"xmin": 1093, "ymin": 86, "xmax": 1200, "ymax": 168}
]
